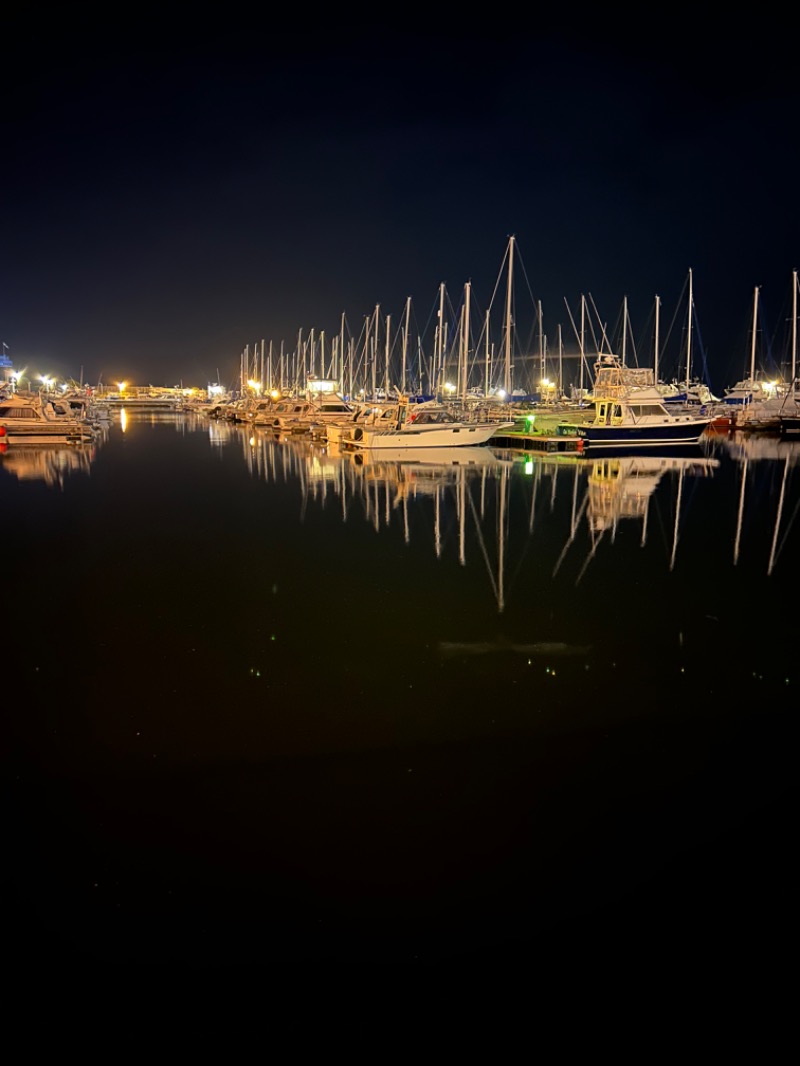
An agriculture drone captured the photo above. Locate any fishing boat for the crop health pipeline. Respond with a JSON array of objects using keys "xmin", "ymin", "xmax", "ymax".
[
  {"xmin": 565, "ymin": 354, "xmax": 714, "ymax": 452},
  {"xmin": 0, "ymin": 392, "xmax": 96, "ymax": 444},
  {"xmin": 342, "ymin": 397, "xmax": 514, "ymax": 450}
]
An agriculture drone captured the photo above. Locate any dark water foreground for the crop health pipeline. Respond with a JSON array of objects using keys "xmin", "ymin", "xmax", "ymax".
[{"xmin": 3, "ymin": 415, "xmax": 798, "ymax": 966}]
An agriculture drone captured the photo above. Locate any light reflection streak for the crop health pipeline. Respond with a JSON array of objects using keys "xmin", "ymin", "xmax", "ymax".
[{"xmin": 190, "ymin": 419, "xmax": 800, "ymax": 605}]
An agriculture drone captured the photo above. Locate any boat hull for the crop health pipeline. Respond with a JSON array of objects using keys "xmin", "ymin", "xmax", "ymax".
[
  {"xmin": 779, "ymin": 416, "xmax": 800, "ymax": 438},
  {"xmin": 0, "ymin": 424, "xmax": 95, "ymax": 445},
  {"xmin": 571, "ymin": 419, "xmax": 712, "ymax": 451},
  {"xmin": 347, "ymin": 421, "xmax": 513, "ymax": 449}
]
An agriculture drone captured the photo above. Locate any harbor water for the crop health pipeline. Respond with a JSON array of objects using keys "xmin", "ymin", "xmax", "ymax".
[{"xmin": 4, "ymin": 412, "xmax": 798, "ymax": 965}]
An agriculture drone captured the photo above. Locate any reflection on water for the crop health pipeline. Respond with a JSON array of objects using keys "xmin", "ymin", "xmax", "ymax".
[
  {"xmin": 192, "ymin": 417, "xmax": 800, "ymax": 592},
  {"xmin": 0, "ymin": 429, "xmax": 108, "ymax": 485},
  {"xmin": 6, "ymin": 409, "xmax": 799, "ymax": 965}
]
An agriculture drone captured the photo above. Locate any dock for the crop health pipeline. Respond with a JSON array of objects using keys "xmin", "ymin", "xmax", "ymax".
[
  {"xmin": 490, "ymin": 407, "xmax": 591, "ymax": 453},
  {"xmin": 491, "ymin": 429, "xmax": 585, "ymax": 453}
]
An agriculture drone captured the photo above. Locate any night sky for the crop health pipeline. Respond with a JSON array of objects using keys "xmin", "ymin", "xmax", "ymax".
[{"xmin": 3, "ymin": 12, "xmax": 799, "ymax": 394}]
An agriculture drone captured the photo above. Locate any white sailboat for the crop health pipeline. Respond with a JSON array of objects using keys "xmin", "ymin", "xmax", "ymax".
[
  {"xmin": 778, "ymin": 270, "xmax": 800, "ymax": 438},
  {"xmin": 726, "ymin": 285, "xmax": 785, "ymax": 429}
]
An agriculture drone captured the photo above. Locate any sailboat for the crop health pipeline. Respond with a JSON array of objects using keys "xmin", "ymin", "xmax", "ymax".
[
  {"xmin": 725, "ymin": 285, "xmax": 786, "ymax": 430},
  {"xmin": 778, "ymin": 270, "xmax": 800, "ymax": 439}
]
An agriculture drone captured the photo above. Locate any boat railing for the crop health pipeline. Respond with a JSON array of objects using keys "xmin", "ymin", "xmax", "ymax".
[{"xmin": 592, "ymin": 366, "xmax": 656, "ymax": 401}]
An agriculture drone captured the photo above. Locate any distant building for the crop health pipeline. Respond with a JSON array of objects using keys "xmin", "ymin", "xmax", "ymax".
[{"xmin": 0, "ymin": 345, "xmax": 13, "ymax": 386}]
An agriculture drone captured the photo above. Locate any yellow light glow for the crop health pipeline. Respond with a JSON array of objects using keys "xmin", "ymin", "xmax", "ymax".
[{"xmin": 117, "ymin": 381, "xmax": 127, "ymax": 392}]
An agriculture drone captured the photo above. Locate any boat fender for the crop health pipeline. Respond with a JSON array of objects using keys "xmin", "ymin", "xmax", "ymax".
[
  {"xmin": 577, "ymin": 439, "xmax": 584, "ymax": 453},
  {"xmin": 0, "ymin": 426, "xmax": 6, "ymax": 437}
]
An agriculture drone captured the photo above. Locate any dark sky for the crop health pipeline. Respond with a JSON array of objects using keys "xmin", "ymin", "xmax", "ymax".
[{"xmin": 3, "ymin": 12, "xmax": 799, "ymax": 394}]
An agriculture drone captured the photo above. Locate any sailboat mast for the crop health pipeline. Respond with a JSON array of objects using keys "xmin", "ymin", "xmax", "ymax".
[
  {"xmin": 402, "ymin": 296, "xmax": 411, "ymax": 395},
  {"xmin": 384, "ymin": 314, "xmax": 391, "ymax": 398},
  {"xmin": 462, "ymin": 281, "xmax": 471, "ymax": 401},
  {"xmin": 504, "ymin": 236, "xmax": 514, "ymax": 395},
  {"xmin": 437, "ymin": 283, "xmax": 446, "ymax": 397},
  {"xmin": 558, "ymin": 324, "xmax": 563, "ymax": 398},
  {"xmin": 579, "ymin": 295, "xmax": 586, "ymax": 396},
  {"xmin": 750, "ymin": 286, "xmax": 759, "ymax": 383},
  {"xmin": 622, "ymin": 296, "xmax": 627, "ymax": 367},
  {"xmin": 484, "ymin": 311, "xmax": 491, "ymax": 399},
  {"xmin": 654, "ymin": 294, "xmax": 660, "ymax": 384},
  {"xmin": 371, "ymin": 306, "xmax": 379, "ymax": 400},
  {"xmin": 538, "ymin": 299, "xmax": 544, "ymax": 390},
  {"xmin": 793, "ymin": 268, "xmax": 797, "ymax": 385},
  {"xmin": 686, "ymin": 268, "xmax": 693, "ymax": 391}
]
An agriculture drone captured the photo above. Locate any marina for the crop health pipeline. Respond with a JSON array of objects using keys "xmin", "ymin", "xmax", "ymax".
[
  {"xmin": 6, "ymin": 8, "xmax": 800, "ymax": 980},
  {"xmin": 4, "ymin": 408, "xmax": 799, "ymax": 965}
]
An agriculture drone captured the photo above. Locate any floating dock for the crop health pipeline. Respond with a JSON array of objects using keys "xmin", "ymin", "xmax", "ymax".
[
  {"xmin": 491, "ymin": 429, "xmax": 585, "ymax": 453},
  {"xmin": 491, "ymin": 409, "xmax": 591, "ymax": 454}
]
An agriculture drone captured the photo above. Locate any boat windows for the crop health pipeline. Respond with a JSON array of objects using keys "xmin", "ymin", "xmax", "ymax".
[
  {"xmin": 628, "ymin": 404, "xmax": 667, "ymax": 417},
  {"xmin": 0, "ymin": 406, "xmax": 34, "ymax": 419}
]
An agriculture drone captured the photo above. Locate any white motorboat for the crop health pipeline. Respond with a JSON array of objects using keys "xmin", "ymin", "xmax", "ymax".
[
  {"xmin": 325, "ymin": 401, "xmax": 401, "ymax": 445},
  {"xmin": 342, "ymin": 397, "xmax": 514, "ymax": 450},
  {"xmin": 0, "ymin": 392, "xmax": 96, "ymax": 444}
]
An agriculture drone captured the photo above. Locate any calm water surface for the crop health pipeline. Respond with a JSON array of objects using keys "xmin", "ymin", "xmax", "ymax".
[{"xmin": 4, "ymin": 413, "xmax": 799, "ymax": 965}]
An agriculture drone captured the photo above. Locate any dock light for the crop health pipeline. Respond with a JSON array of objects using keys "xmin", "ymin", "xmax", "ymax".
[
  {"xmin": 247, "ymin": 379, "xmax": 261, "ymax": 394},
  {"xmin": 117, "ymin": 381, "xmax": 127, "ymax": 393},
  {"xmin": 270, "ymin": 389, "xmax": 281, "ymax": 400},
  {"xmin": 444, "ymin": 382, "xmax": 455, "ymax": 394},
  {"xmin": 497, "ymin": 389, "xmax": 507, "ymax": 400}
]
